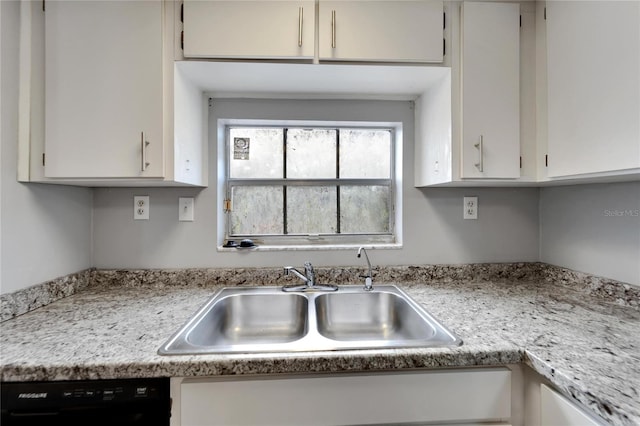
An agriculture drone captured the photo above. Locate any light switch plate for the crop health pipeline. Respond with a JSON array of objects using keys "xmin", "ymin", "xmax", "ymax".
[{"xmin": 179, "ymin": 197, "xmax": 195, "ymax": 222}]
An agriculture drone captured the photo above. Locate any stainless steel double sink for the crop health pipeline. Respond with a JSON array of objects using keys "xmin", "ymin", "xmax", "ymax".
[{"xmin": 158, "ymin": 285, "xmax": 462, "ymax": 355}]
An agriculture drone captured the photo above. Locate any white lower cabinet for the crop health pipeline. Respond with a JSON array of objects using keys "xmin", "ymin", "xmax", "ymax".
[
  {"xmin": 540, "ymin": 384, "xmax": 603, "ymax": 426},
  {"xmin": 172, "ymin": 368, "xmax": 512, "ymax": 426}
]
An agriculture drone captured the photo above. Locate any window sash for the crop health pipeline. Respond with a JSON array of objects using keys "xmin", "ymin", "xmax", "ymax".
[
  {"xmin": 225, "ymin": 125, "xmax": 396, "ymax": 243},
  {"xmin": 226, "ymin": 182, "xmax": 394, "ymax": 238}
]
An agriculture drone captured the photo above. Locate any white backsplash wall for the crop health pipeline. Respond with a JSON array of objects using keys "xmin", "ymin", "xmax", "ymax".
[
  {"xmin": 92, "ymin": 97, "xmax": 540, "ymax": 269},
  {"xmin": 0, "ymin": 0, "xmax": 93, "ymax": 294},
  {"xmin": 540, "ymin": 181, "xmax": 640, "ymax": 286}
]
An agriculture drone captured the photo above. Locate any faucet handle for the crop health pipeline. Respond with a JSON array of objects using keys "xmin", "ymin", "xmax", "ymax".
[{"xmin": 303, "ymin": 261, "xmax": 315, "ymax": 286}]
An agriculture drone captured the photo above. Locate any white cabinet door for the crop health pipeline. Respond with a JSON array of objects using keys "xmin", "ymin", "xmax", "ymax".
[
  {"xmin": 178, "ymin": 369, "xmax": 511, "ymax": 425},
  {"xmin": 44, "ymin": 1, "xmax": 163, "ymax": 179},
  {"xmin": 546, "ymin": 1, "xmax": 640, "ymax": 178},
  {"xmin": 183, "ymin": 1, "xmax": 315, "ymax": 59},
  {"xmin": 541, "ymin": 385, "xmax": 604, "ymax": 426},
  {"xmin": 461, "ymin": 2, "xmax": 520, "ymax": 179},
  {"xmin": 319, "ymin": 1, "xmax": 444, "ymax": 63}
]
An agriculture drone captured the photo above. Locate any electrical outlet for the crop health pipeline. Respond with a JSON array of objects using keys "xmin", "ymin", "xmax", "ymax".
[
  {"xmin": 134, "ymin": 196, "xmax": 150, "ymax": 220},
  {"xmin": 463, "ymin": 196, "xmax": 478, "ymax": 220},
  {"xmin": 178, "ymin": 197, "xmax": 195, "ymax": 222}
]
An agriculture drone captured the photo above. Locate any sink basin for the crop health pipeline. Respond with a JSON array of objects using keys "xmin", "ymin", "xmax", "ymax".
[
  {"xmin": 187, "ymin": 293, "xmax": 308, "ymax": 347},
  {"xmin": 315, "ymin": 292, "xmax": 438, "ymax": 342},
  {"xmin": 158, "ymin": 286, "xmax": 462, "ymax": 355}
]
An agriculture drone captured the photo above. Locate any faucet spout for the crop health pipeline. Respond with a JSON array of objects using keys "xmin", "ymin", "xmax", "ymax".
[
  {"xmin": 357, "ymin": 247, "xmax": 374, "ymax": 291},
  {"xmin": 282, "ymin": 262, "xmax": 338, "ymax": 292},
  {"xmin": 284, "ymin": 266, "xmax": 308, "ymax": 284}
]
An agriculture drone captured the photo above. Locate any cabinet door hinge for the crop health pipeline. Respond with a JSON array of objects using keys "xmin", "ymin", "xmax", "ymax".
[
  {"xmin": 519, "ymin": 156, "xmax": 522, "ymax": 169},
  {"xmin": 545, "ymin": 155, "xmax": 548, "ymax": 167},
  {"xmin": 223, "ymin": 199, "xmax": 232, "ymax": 213},
  {"xmin": 443, "ymin": 12, "xmax": 446, "ymax": 30},
  {"xmin": 42, "ymin": 0, "xmax": 45, "ymax": 12},
  {"xmin": 443, "ymin": 38, "xmax": 446, "ymax": 56},
  {"xmin": 181, "ymin": 31, "xmax": 184, "ymax": 50},
  {"xmin": 544, "ymin": 7, "xmax": 546, "ymax": 20},
  {"xmin": 520, "ymin": 15, "xmax": 522, "ymax": 27},
  {"xmin": 42, "ymin": 153, "xmax": 46, "ymax": 166},
  {"xmin": 180, "ymin": 3, "xmax": 184, "ymax": 23}
]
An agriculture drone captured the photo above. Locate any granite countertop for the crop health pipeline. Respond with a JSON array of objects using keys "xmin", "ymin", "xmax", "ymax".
[{"xmin": 1, "ymin": 271, "xmax": 638, "ymax": 425}]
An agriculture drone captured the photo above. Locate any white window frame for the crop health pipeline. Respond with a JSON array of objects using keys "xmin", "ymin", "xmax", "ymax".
[{"xmin": 218, "ymin": 118, "xmax": 403, "ymax": 250}]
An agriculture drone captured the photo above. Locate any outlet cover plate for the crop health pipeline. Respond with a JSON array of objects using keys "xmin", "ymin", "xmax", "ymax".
[
  {"xmin": 134, "ymin": 196, "xmax": 150, "ymax": 220},
  {"xmin": 179, "ymin": 197, "xmax": 195, "ymax": 222},
  {"xmin": 463, "ymin": 196, "xmax": 478, "ymax": 220}
]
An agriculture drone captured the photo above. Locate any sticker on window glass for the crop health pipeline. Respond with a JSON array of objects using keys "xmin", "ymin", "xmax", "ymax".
[{"xmin": 234, "ymin": 137, "xmax": 250, "ymax": 160}]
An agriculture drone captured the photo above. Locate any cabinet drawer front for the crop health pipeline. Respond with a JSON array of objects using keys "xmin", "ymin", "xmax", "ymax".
[
  {"xmin": 184, "ymin": 1, "xmax": 315, "ymax": 60},
  {"xmin": 180, "ymin": 368, "xmax": 511, "ymax": 425}
]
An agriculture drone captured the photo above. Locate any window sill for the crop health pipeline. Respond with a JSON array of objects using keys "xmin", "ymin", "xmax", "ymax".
[{"xmin": 217, "ymin": 243, "xmax": 402, "ymax": 252}]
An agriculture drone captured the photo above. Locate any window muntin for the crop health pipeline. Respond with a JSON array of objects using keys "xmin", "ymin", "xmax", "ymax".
[{"xmin": 226, "ymin": 126, "xmax": 395, "ymax": 244}]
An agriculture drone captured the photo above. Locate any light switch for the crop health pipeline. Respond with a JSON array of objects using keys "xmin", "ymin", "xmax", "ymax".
[{"xmin": 179, "ymin": 197, "xmax": 195, "ymax": 222}]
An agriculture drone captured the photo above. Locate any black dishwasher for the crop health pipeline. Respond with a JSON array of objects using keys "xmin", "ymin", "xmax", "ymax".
[{"xmin": 1, "ymin": 377, "xmax": 170, "ymax": 426}]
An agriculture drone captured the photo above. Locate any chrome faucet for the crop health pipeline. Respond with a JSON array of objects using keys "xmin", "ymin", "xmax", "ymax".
[
  {"xmin": 357, "ymin": 247, "xmax": 374, "ymax": 291},
  {"xmin": 282, "ymin": 261, "xmax": 338, "ymax": 292},
  {"xmin": 284, "ymin": 261, "xmax": 315, "ymax": 287}
]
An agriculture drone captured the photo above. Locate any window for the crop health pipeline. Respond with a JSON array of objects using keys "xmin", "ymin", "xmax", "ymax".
[{"xmin": 224, "ymin": 124, "xmax": 397, "ymax": 246}]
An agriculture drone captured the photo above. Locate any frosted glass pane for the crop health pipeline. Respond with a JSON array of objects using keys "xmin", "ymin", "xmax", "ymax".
[
  {"xmin": 286, "ymin": 186, "xmax": 337, "ymax": 234},
  {"xmin": 229, "ymin": 128, "xmax": 283, "ymax": 178},
  {"xmin": 287, "ymin": 129, "xmax": 336, "ymax": 178},
  {"xmin": 230, "ymin": 186, "xmax": 283, "ymax": 235},
  {"xmin": 339, "ymin": 129, "xmax": 391, "ymax": 178},
  {"xmin": 340, "ymin": 186, "xmax": 390, "ymax": 233}
]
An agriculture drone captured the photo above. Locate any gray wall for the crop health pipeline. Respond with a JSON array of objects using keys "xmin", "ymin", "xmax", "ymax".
[
  {"xmin": 540, "ymin": 182, "xmax": 640, "ymax": 286},
  {"xmin": 92, "ymin": 186, "xmax": 540, "ymax": 268},
  {"xmin": 0, "ymin": 1, "xmax": 93, "ymax": 294},
  {"xmin": 4, "ymin": 2, "xmax": 636, "ymax": 290},
  {"xmin": 92, "ymin": 98, "xmax": 540, "ymax": 269}
]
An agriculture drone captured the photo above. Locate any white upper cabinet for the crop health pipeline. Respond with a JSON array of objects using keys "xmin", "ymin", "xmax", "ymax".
[
  {"xmin": 45, "ymin": 1, "xmax": 163, "ymax": 179},
  {"xmin": 545, "ymin": 1, "xmax": 640, "ymax": 178},
  {"xmin": 183, "ymin": 1, "xmax": 315, "ymax": 60},
  {"xmin": 460, "ymin": 2, "xmax": 520, "ymax": 179},
  {"xmin": 318, "ymin": 1, "xmax": 444, "ymax": 63},
  {"xmin": 182, "ymin": 0, "xmax": 443, "ymax": 63}
]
